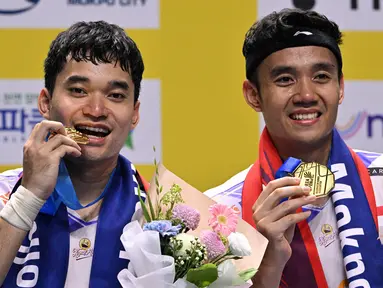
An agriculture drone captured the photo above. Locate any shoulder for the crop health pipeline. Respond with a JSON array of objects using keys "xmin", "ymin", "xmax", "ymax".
[
  {"xmin": 0, "ymin": 168, "xmax": 23, "ymax": 208},
  {"xmin": 204, "ymin": 165, "xmax": 253, "ymax": 198},
  {"xmin": 203, "ymin": 165, "xmax": 253, "ymax": 216}
]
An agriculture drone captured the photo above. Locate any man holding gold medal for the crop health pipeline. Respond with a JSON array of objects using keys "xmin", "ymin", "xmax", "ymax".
[
  {"xmin": 0, "ymin": 21, "xmax": 149, "ymax": 287},
  {"xmin": 206, "ymin": 8, "xmax": 383, "ymax": 288}
]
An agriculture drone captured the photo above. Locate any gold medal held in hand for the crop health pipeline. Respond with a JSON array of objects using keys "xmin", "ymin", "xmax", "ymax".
[
  {"xmin": 65, "ymin": 127, "xmax": 89, "ymax": 145},
  {"xmin": 50, "ymin": 127, "xmax": 89, "ymax": 144},
  {"xmin": 292, "ymin": 162, "xmax": 335, "ymax": 198}
]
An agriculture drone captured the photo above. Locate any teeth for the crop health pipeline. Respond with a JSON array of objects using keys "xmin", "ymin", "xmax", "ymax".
[
  {"xmin": 77, "ymin": 126, "xmax": 109, "ymax": 133},
  {"xmin": 291, "ymin": 113, "xmax": 318, "ymax": 120}
]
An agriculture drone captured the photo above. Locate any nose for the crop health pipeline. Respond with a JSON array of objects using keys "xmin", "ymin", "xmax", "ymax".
[
  {"xmin": 82, "ymin": 95, "xmax": 108, "ymax": 119},
  {"xmin": 293, "ymin": 77, "xmax": 318, "ymax": 106}
]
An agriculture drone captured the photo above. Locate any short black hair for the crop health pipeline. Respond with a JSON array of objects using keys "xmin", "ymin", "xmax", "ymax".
[
  {"xmin": 243, "ymin": 8, "xmax": 343, "ymax": 90},
  {"xmin": 44, "ymin": 20, "xmax": 144, "ymax": 102}
]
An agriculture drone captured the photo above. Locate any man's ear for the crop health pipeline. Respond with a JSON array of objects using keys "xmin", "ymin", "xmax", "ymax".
[
  {"xmin": 38, "ymin": 88, "xmax": 52, "ymax": 119},
  {"xmin": 338, "ymin": 74, "xmax": 345, "ymax": 105},
  {"xmin": 243, "ymin": 80, "xmax": 262, "ymax": 112},
  {"xmin": 131, "ymin": 100, "xmax": 140, "ymax": 130}
]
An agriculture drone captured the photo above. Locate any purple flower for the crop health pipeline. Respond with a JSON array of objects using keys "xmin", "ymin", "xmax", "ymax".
[
  {"xmin": 143, "ymin": 220, "xmax": 182, "ymax": 237},
  {"xmin": 200, "ymin": 230, "xmax": 227, "ymax": 260},
  {"xmin": 172, "ymin": 204, "xmax": 200, "ymax": 231}
]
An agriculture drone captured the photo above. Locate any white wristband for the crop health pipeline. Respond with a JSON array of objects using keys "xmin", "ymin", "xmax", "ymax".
[{"xmin": 0, "ymin": 185, "xmax": 46, "ymax": 231}]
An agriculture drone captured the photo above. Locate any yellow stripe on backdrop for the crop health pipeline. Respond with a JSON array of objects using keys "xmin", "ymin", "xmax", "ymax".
[
  {"xmin": 341, "ymin": 32, "xmax": 383, "ymax": 80},
  {"xmin": 0, "ymin": 0, "xmax": 259, "ymax": 192},
  {"xmin": 159, "ymin": 0, "xmax": 259, "ymax": 191},
  {"xmin": 0, "ymin": 29, "xmax": 161, "ymax": 79}
]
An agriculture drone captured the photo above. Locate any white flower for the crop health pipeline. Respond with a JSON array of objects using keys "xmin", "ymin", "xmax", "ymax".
[
  {"xmin": 228, "ymin": 232, "xmax": 252, "ymax": 257},
  {"xmin": 174, "ymin": 233, "xmax": 195, "ymax": 257}
]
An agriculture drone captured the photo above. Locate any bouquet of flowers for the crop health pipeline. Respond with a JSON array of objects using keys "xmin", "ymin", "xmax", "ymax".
[{"xmin": 117, "ymin": 156, "xmax": 268, "ymax": 287}]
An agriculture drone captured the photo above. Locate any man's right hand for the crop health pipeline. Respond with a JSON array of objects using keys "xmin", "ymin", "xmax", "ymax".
[
  {"xmin": 252, "ymin": 177, "xmax": 316, "ymax": 266},
  {"xmin": 21, "ymin": 120, "xmax": 82, "ymax": 200}
]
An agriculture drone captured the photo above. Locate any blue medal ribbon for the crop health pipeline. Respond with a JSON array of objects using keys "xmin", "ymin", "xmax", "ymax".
[
  {"xmin": 275, "ymin": 157, "xmax": 302, "ymax": 179},
  {"xmin": 40, "ymin": 159, "xmax": 116, "ymax": 215},
  {"xmin": 275, "ymin": 157, "xmax": 302, "ymax": 203}
]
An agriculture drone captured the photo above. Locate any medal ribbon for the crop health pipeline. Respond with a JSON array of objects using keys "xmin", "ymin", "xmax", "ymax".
[
  {"xmin": 39, "ymin": 159, "xmax": 116, "ymax": 215},
  {"xmin": 275, "ymin": 157, "xmax": 301, "ymax": 204}
]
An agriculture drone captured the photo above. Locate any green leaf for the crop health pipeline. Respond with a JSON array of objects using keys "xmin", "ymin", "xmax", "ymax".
[
  {"xmin": 146, "ymin": 191, "xmax": 157, "ymax": 220},
  {"xmin": 238, "ymin": 268, "xmax": 257, "ymax": 282},
  {"xmin": 137, "ymin": 189, "xmax": 152, "ymax": 222},
  {"xmin": 125, "ymin": 132, "xmax": 134, "ymax": 149},
  {"xmin": 186, "ymin": 263, "xmax": 218, "ymax": 288}
]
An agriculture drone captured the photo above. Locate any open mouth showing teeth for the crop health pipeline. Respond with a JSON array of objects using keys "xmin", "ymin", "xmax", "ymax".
[
  {"xmin": 290, "ymin": 112, "xmax": 321, "ymax": 120},
  {"xmin": 75, "ymin": 125, "xmax": 111, "ymax": 138}
]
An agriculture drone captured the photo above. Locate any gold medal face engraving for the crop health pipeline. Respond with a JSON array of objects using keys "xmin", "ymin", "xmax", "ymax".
[
  {"xmin": 292, "ymin": 162, "xmax": 335, "ymax": 197},
  {"xmin": 65, "ymin": 127, "xmax": 89, "ymax": 145}
]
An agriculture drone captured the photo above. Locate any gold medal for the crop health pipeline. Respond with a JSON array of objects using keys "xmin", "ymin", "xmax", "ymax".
[
  {"xmin": 65, "ymin": 127, "xmax": 89, "ymax": 145},
  {"xmin": 292, "ymin": 162, "xmax": 335, "ymax": 198}
]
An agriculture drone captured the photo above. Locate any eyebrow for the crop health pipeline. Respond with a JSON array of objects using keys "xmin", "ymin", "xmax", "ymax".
[
  {"xmin": 63, "ymin": 75, "xmax": 129, "ymax": 90},
  {"xmin": 311, "ymin": 62, "xmax": 337, "ymax": 73},
  {"xmin": 64, "ymin": 75, "xmax": 89, "ymax": 85},
  {"xmin": 108, "ymin": 80, "xmax": 129, "ymax": 91}
]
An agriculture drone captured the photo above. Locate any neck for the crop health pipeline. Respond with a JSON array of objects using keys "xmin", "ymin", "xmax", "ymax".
[
  {"xmin": 64, "ymin": 156, "xmax": 118, "ymax": 205},
  {"xmin": 273, "ymin": 134, "xmax": 332, "ymax": 166}
]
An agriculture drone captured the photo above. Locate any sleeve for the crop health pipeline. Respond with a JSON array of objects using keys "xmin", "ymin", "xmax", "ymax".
[
  {"xmin": 203, "ymin": 165, "xmax": 253, "ymax": 218},
  {"xmin": 0, "ymin": 168, "xmax": 23, "ymax": 211}
]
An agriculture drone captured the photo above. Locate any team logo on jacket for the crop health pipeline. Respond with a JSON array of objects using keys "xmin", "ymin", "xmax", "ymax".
[
  {"xmin": 73, "ymin": 238, "xmax": 93, "ymax": 260},
  {"xmin": 319, "ymin": 224, "xmax": 337, "ymax": 247}
]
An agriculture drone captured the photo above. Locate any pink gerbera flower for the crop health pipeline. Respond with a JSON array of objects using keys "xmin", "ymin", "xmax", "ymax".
[{"xmin": 208, "ymin": 203, "xmax": 238, "ymax": 236}]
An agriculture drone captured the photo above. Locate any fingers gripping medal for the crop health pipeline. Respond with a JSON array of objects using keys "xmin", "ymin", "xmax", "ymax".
[
  {"xmin": 276, "ymin": 157, "xmax": 335, "ymax": 198},
  {"xmin": 292, "ymin": 162, "xmax": 335, "ymax": 198}
]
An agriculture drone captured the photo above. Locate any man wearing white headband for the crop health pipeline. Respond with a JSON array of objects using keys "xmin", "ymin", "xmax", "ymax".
[{"xmin": 205, "ymin": 8, "xmax": 383, "ymax": 288}]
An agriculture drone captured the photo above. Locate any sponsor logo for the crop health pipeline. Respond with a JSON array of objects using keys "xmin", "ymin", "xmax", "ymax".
[
  {"xmin": 292, "ymin": 0, "xmax": 381, "ymax": 11},
  {"xmin": 258, "ymin": 0, "xmax": 383, "ymax": 30},
  {"xmin": 0, "ymin": 91, "xmax": 43, "ymax": 145},
  {"xmin": 293, "ymin": 31, "xmax": 313, "ymax": 36},
  {"xmin": 0, "ymin": 0, "xmax": 159, "ymax": 29},
  {"xmin": 331, "ymin": 163, "xmax": 370, "ymax": 287},
  {"xmin": 292, "ymin": 0, "xmax": 316, "ymax": 10},
  {"xmin": 336, "ymin": 111, "xmax": 383, "ymax": 140},
  {"xmin": 14, "ymin": 222, "xmax": 40, "ymax": 287},
  {"xmin": 0, "ymin": 0, "xmax": 39, "ymax": 15},
  {"xmin": 67, "ymin": 0, "xmax": 148, "ymax": 6},
  {"xmin": 368, "ymin": 167, "xmax": 383, "ymax": 176}
]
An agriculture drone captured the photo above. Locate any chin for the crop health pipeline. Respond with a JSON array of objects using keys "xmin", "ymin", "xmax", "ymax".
[
  {"xmin": 291, "ymin": 131, "xmax": 332, "ymax": 146},
  {"xmin": 76, "ymin": 150, "xmax": 109, "ymax": 162}
]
